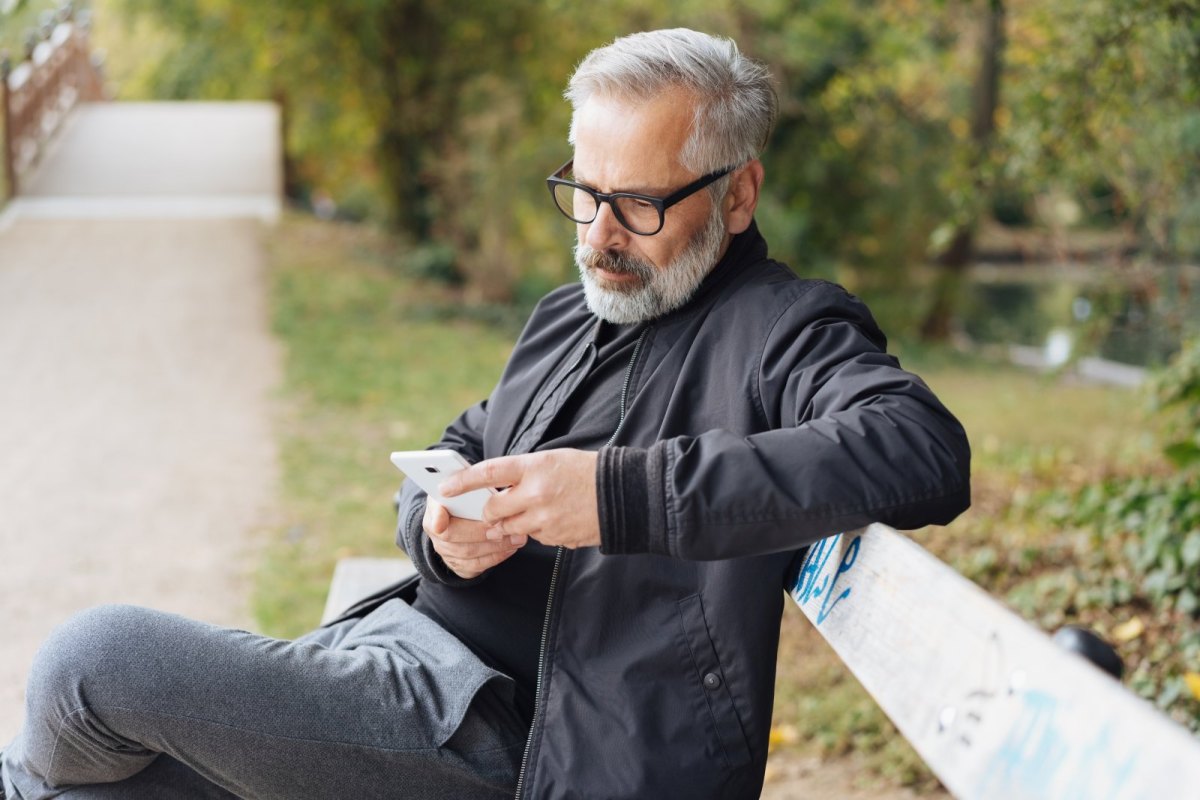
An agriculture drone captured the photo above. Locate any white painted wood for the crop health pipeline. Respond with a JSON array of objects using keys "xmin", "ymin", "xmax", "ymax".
[
  {"xmin": 1077, "ymin": 357, "xmax": 1147, "ymax": 388},
  {"xmin": 791, "ymin": 524, "xmax": 1200, "ymax": 800},
  {"xmin": 320, "ymin": 557, "xmax": 416, "ymax": 625}
]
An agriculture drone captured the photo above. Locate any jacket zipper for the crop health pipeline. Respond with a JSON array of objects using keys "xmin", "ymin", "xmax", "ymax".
[{"xmin": 512, "ymin": 326, "xmax": 648, "ymax": 799}]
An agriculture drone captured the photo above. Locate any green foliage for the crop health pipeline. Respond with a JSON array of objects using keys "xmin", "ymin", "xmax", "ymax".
[
  {"xmin": 0, "ymin": 0, "xmax": 44, "ymax": 54},
  {"xmin": 1151, "ymin": 337, "xmax": 1200, "ymax": 469},
  {"xmin": 1019, "ymin": 340, "xmax": 1200, "ymax": 731},
  {"xmin": 402, "ymin": 242, "xmax": 462, "ymax": 285},
  {"xmin": 1061, "ymin": 476, "xmax": 1200, "ymax": 615},
  {"xmin": 1004, "ymin": 0, "xmax": 1200, "ymax": 259},
  {"xmin": 1041, "ymin": 343, "xmax": 1200, "ymax": 619},
  {"xmin": 93, "ymin": 0, "xmax": 1200, "ymax": 336},
  {"xmin": 747, "ymin": 0, "xmax": 965, "ymax": 285}
]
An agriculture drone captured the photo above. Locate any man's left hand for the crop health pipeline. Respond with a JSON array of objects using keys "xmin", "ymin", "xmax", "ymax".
[{"xmin": 440, "ymin": 449, "xmax": 601, "ymax": 550}]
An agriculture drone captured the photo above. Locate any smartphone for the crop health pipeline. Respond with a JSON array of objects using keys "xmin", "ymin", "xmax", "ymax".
[{"xmin": 390, "ymin": 449, "xmax": 496, "ymax": 521}]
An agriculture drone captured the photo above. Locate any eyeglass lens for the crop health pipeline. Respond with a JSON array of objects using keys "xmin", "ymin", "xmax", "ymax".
[{"xmin": 551, "ymin": 183, "xmax": 661, "ymax": 235}]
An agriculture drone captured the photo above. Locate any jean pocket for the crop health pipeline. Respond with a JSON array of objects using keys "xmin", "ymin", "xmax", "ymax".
[
  {"xmin": 675, "ymin": 594, "xmax": 752, "ymax": 769},
  {"xmin": 447, "ymin": 675, "xmax": 526, "ymax": 749}
]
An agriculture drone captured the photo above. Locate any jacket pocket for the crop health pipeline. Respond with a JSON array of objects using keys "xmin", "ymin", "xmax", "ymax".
[{"xmin": 675, "ymin": 593, "xmax": 752, "ymax": 769}]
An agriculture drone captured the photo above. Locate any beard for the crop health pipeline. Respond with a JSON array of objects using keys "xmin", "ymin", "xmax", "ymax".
[{"xmin": 575, "ymin": 201, "xmax": 727, "ymax": 324}]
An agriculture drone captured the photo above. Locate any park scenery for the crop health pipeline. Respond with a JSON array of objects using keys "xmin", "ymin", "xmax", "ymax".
[{"xmin": 2, "ymin": 0, "xmax": 1198, "ymax": 797}]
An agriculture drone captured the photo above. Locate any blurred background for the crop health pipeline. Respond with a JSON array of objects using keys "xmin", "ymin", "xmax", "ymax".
[{"xmin": 2, "ymin": 0, "xmax": 1198, "ymax": 795}]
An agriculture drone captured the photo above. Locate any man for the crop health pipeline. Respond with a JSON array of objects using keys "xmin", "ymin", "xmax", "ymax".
[{"xmin": 1, "ymin": 28, "xmax": 969, "ymax": 800}]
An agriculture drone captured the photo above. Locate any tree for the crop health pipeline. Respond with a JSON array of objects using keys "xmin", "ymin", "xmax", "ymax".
[{"xmin": 919, "ymin": 0, "xmax": 1005, "ymax": 341}]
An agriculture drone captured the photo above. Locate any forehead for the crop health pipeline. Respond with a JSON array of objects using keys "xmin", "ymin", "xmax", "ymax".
[{"xmin": 571, "ymin": 88, "xmax": 698, "ymax": 191}]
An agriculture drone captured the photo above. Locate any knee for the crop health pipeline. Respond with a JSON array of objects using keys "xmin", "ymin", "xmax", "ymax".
[{"xmin": 29, "ymin": 604, "xmax": 158, "ymax": 711}]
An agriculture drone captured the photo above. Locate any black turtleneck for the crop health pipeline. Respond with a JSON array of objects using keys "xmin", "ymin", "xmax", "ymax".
[{"xmin": 411, "ymin": 319, "xmax": 646, "ymax": 724}]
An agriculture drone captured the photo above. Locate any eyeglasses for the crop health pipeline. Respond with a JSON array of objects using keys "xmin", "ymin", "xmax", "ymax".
[{"xmin": 546, "ymin": 159, "xmax": 734, "ymax": 236}]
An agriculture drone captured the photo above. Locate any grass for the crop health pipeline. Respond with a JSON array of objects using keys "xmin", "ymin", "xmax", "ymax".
[
  {"xmin": 256, "ymin": 217, "xmax": 513, "ymax": 637},
  {"xmin": 260, "ymin": 214, "xmax": 1198, "ymax": 791}
]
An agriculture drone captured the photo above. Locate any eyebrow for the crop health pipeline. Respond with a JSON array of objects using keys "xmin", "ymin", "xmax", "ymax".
[{"xmin": 572, "ymin": 170, "xmax": 672, "ymax": 197}]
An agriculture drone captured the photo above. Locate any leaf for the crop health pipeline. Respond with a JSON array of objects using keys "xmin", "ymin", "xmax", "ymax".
[
  {"xmin": 1183, "ymin": 530, "xmax": 1200, "ymax": 569},
  {"xmin": 1178, "ymin": 588, "xmax": 1200, "ymax": 616},
  {"xmin": 768, "ymin": 724, "xmax": 799, "ymax": 750},
  {"xmin": 1186, "ymin": 672, "xmax": 1200, "ymax": 702},
  {"xmin": 1165, "ymin": 442, "xmax": 1200, "ymax": 469},
  {"xmin": 1143, "ymin": 569, "xmax": 1170, "ymax": 598},
  {"xmin": 1112, "ymin": 616, "xmax": 1145, "ymax": 643}
]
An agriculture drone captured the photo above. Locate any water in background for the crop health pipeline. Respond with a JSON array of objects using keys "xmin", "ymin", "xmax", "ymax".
[{"xmin": 962, "ymin": 264, "xmax": 1200, "ymax": 368}]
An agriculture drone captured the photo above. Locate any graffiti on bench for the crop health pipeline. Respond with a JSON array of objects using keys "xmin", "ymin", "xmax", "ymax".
[{"xmin": 791, "ymin": 531, "xmax": 862, "ymax": 626}]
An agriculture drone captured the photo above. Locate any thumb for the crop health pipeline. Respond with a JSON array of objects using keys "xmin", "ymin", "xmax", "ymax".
[{"xmin": 425, "ymin": 500, "xmax": 450, "ymax": 534}]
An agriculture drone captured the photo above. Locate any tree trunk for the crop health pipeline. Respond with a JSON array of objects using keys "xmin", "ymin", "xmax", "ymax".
[
  {"xmin": 374, "ymin": 1, "xmax": 444, "ymax": 242},
  {"xmin": 920, "ymin": 0, "xmax": 1006, "ymax": 342}
]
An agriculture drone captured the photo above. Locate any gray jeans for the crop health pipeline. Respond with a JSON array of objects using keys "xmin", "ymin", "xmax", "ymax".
[{"xmin": 1, "ymin": 600, "xmax": 526, "ymax": 799}]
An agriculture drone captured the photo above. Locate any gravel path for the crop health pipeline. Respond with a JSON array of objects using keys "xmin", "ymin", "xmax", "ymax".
[{"xmin": 0, "ymin": 217, "xmax": 280, "ymax": 735}]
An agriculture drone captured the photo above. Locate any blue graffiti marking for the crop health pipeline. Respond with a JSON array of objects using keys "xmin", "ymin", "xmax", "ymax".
[
  {"xmin": 977, "ymin": 690, "xmax": 1135, "ymax": 800},
  {"xmin": 793, "ymin": 534, "xmax": 839, "ymax": 605},
  {"xmin": 792, "ymin": 533, "xmax": 862, "ymax": 625}
]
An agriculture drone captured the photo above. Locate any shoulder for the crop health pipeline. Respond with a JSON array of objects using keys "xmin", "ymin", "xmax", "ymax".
[
  {"xmin": 532, "ymin": 281, "xmax": 587, "ymax": 314},
  {"xmin": 511, "ymin": 282, "xmax": 592, "ymax": 352},
  {"xmin": 718, "ymin": 261, "xmax": 886, "ymax": 347}
]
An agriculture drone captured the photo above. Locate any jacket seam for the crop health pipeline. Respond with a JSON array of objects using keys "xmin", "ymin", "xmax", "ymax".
[
  {"xmin": 754, "ymin": 279, "xmax": 826, "ymax": 430},
  {"xmin": 674, "ymin": 597, "xmax": 734, "ymax": 771},
  {"xmin": 664, "ymin": 444, "xmax": 680, "ymax": 558}
]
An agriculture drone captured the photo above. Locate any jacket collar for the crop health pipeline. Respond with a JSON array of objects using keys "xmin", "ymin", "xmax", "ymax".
[{"xmin": 668, "ymin": 218, "xmax": 767, "ymax": 320}]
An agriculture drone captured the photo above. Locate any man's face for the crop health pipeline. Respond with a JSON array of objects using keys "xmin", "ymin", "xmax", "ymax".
[{"xmin": 571, "ymin": 90, "xmax": 732, "ymax": 323}]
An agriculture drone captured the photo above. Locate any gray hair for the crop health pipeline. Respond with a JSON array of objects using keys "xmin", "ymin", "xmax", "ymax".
[{"xmin": 565, "ymin": 29, "xmax": 777, "ymax": 177}]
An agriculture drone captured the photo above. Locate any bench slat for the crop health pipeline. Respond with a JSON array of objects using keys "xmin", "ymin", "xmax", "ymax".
[
  {"xmin": 320, "ymin": 557, "xmax": 416, "ymax": 625},
  {"xmin": 791, "ymin": 524, "xmax": 1200, "ymax": 799}
]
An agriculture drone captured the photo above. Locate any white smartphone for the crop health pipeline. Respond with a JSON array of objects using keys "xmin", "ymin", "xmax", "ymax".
[{"xmin": 390, "ymin": 449, "xmax": 496, "ymax": 521}]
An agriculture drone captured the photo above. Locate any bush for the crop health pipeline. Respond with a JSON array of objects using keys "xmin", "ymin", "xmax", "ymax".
[
  {"xmin": 1152, "ymin": 337, "xmax": 1200, "ymax": 471},
  {"xmin": 1037, "ymin": 339, "xmax": 1200, "ymax": 730}
]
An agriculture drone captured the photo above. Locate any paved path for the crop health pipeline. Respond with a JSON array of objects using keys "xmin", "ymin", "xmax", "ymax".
[{"xmin": 0, "ymin": 102, "xmax": 282, "ymax": 735}]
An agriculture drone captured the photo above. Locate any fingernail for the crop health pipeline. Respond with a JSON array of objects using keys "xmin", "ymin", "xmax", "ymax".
[
  {"xmin": 509, "ymin": 535, "xmax": 528, "ymax": 547},
  {"xmin": 485, "ymin": 527, "xmax": 504, "ymax": 541}
]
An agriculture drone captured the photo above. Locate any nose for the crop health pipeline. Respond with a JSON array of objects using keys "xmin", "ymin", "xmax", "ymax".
[{"xmin": 583, "ymin": 201, "xmax": 627, "ymax": 252}]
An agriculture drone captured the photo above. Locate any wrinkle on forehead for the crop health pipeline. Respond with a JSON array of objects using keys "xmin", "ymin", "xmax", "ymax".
[{"xmin": 570, "ymin": 88, "xmax": 700, "ymax": 193}]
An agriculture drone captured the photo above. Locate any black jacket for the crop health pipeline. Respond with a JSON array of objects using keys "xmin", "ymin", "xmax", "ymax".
[{"xmin": 389, "ymin": 224, "xmax": 970, "ymax": 798}]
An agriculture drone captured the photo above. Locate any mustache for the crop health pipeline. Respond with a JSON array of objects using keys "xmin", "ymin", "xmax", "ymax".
[{"xmin": 577, "ymin": 246, "xmax": 654, "ymax": 281}]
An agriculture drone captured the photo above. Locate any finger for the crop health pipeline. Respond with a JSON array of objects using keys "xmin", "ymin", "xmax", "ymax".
[
  {"xmin": 441, "ymin": 456, "xmax": 525, "ymax": 497},
  {"xmin": 423, "ymin": 501, "xmax": 450, "ymax": 536},
  {"xmin": 435, "ymin": 518, "xmax": 492, "ymax": 544},
  {"xmin": 445, "ymin": 547, "xmax": 518, "ymax": 579},
  {"xmin": 433, "ymin": 537, "xmax": 516, "ymax": 561},
  {"xmin": 484, "ymin": 512, "xmax": 536, "ymax": 541},
  {"xmin": 480, "ymin": 488, "xmax": 528, "ymax": 526}
]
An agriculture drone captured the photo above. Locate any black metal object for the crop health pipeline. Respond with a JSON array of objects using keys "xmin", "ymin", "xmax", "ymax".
[{"xmin": 1053, "ymin": 625, "xmax": 1124, "ymax": 681}]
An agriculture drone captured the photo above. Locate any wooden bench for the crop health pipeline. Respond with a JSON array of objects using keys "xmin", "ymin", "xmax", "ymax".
[
  {"xmin": 320, "ymin": 556, "xmax": 416, "ymax": 625},
  {"xmin": 324, "ymin": 524, "xmax": 1200, "ymax": 797}
]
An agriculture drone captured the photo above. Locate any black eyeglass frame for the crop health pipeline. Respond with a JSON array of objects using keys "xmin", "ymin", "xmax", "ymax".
[{"xmin": 546, "ymin": 159, "xmax": 735, "ymax": 236}]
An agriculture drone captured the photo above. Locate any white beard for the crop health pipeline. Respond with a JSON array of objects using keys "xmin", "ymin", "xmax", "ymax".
[{"xmin": 575, "ymin": 202, "xmax": 727, "ymax": 324}]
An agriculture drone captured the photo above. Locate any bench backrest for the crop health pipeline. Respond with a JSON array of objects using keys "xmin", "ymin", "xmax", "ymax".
[{"xmin": 790, "ymin": 524, "xmax": 1200, "ymax": 799}]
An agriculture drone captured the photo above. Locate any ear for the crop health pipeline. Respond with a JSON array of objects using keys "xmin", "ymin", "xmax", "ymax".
[{"xmin": 723, "ymin": 159, "xmax": 764, "ymax": 236}]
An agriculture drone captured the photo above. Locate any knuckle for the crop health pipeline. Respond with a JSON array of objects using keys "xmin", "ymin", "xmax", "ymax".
[{"xmin": 481, "ymin": 460, "xmax": 501, "ymax": 482}]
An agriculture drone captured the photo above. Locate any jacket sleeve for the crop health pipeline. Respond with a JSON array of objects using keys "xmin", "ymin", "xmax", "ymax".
[
  {"xmin": 394, "ymin": 400, "xmax": 490, "ymax": 586},
  {"xmin": 597, "ymin": 283, "xmax": 971, "ymax": 561}
]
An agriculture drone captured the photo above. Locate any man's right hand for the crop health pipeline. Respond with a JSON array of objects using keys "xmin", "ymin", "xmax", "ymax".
[{"xmin": 424, "ymin": 500, "xmax": 527, "ymax": 579}]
